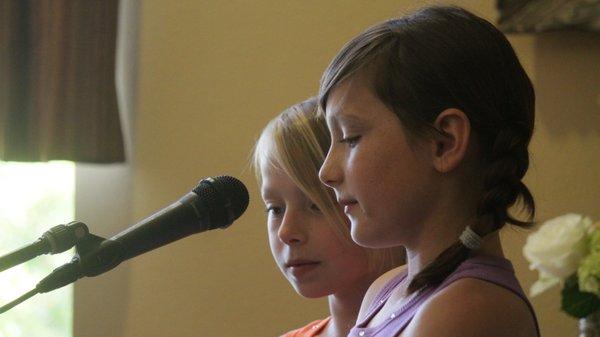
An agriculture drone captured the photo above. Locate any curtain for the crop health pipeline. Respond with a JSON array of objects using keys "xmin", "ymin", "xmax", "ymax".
[{"xmin": 0, "ymin": 0, "xmax": 125, "ymax": 163}]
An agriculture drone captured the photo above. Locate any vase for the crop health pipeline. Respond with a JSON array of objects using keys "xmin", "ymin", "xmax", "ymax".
[{"xmin": 580, "ymin": 311, "xmax": 600, "ymax": 337}]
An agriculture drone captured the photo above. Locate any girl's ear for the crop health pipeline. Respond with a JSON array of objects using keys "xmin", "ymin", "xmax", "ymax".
[{"xmin": 430, "ymin": 108, "xmax": 471, "ymax": 173}]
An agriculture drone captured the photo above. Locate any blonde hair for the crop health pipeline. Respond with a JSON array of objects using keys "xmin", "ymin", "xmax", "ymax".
[{"xmin": 252, "ymin": 97, "xmax": 403, "ymax": 273}]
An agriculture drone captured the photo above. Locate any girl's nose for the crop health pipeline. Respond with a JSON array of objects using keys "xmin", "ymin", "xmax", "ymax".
[
  {"xmin": 277, "ymin": 209, "xmax": 307, "ymax": 245},
  {"xmin": 319, "ymin": 147, "xmax": 341, "ymax": 188}
]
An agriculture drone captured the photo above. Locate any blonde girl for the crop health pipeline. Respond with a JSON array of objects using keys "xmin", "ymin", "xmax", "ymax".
[{"xmin": 253, "ymin": 97, "xmax": 404, "ymax": 337}]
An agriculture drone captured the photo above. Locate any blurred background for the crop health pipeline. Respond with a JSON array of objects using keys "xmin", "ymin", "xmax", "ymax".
[{"xmin": 0, "ymin": 1, "xmax": 598, "ymax": 336}]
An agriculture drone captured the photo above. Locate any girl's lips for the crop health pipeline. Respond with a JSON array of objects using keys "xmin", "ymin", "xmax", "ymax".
[
  {"xmin": 338, "ymin": 198, "xmax": 358, "ymax": 206},
  {"xmin": 339, "ymin": 199, "xmax": 358, "ymax": 214},
  {"xmin": 285, "ymin": 260, "xmax": 320, "ymax": 268},
  {"xmin": 286, "ymin": 261, "xmax": 321, "ymax": 278}
]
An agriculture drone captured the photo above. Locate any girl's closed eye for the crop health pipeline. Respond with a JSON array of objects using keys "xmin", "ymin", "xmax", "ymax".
[
  {"xmin": 265, "ymin": 204, "xmax": 285, "ymax": 218},
  {"xmin": 340, "ymin": 135, "xmax": 361, "ymax": 148},
  {"xmin": 309, "ymin": 203, "xmax": 322, "ymax": 213}
]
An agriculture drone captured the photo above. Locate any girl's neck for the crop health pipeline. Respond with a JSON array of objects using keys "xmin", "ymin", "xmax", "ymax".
[
  {"xmin": 405, "ymin": 229, "xmax": 504, "ymax": 283},
  {"xmin": 402, "ymin": 187, "xmax": 504, "ymax": 282},
  {"xmin": 319, "ymin": 273, "xmax": 376, "ymax": 337}
]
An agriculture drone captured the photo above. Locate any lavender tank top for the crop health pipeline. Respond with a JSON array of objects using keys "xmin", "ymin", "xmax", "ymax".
[{"xmin": 348, "ymin": 255, "xmax": 540, "ymax": 337}]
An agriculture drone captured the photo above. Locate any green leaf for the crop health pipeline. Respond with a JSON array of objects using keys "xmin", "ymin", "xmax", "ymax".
[{"xmin": 562, "ymin": 274, "xmax": 600, "ymax": 318}]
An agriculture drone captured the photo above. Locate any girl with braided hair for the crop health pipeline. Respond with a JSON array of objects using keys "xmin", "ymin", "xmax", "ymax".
[{"xmin": 318, "ymin": 6, "xmax": 540, "ymax": 337}]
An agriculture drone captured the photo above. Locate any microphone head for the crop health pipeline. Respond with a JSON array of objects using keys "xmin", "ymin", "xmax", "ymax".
[{"xmin": 193, "ymin": 176, "xmax": 249, "ymax": 229}]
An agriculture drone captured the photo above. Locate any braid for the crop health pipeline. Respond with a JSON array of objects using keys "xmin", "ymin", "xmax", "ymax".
[
  {"xmin": 407, "ymin": 242, "xmax": 470, "ymax": 294},
  {"xmin": 477, "ymin": 125, "xmax": 535, "ymax": 232},
  {"xmin": 407, "ymin": 125, "xmax": 535, "ymax": 295}
]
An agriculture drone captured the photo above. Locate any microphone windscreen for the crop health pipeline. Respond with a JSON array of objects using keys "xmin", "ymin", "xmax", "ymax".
[{"xmin": 192, "ymin": 175, "xmax": 249, "ymax": 229}]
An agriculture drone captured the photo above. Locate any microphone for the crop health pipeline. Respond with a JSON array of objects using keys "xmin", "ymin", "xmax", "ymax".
[{"xmin": 35, "ymin": 176, "xmax": 249, "ymax": 293}]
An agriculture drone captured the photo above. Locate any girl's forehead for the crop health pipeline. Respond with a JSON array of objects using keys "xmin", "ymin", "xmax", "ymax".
[
  {"xmin": 260, "ymin": 166, "xmax": 288, "ymax": 196},
  {"xmin": 324, "ymin": 66, "xmax": 378, "ymax": 111},
  {"xmin": 326, "ymin": 83, "xmax": 362, "ymax": 117},
  {"xmin": 260, "ymin": 168, "xmax": 308, "ymax": 202},
  {"xmin": 325, "ymin": 80, "xmax": 385, "ymax": 126}
]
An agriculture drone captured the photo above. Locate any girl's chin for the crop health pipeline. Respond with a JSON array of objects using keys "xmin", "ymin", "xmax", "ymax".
[
  {"xmin": 293, "ymin": 286, "xmax": 330, "ymax": 299},
  {"xmin": 351, "ymin": 226, "xmax": 394, "ymax": 249},
  {"xmin": 350, "ymin": 224, "xmax": 375, "ymax": 247}
]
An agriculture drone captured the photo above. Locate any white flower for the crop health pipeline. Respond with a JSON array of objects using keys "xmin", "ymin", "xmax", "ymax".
[
  {"xmin": 523, "ymin": 213, "xmax": 591, "ymax": 295},
  {"xmin": 529, "ymin": 271, "xmax": 561, "ymax": 297}
]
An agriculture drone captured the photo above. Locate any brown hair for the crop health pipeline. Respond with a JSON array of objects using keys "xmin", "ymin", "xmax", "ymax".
[{"xmin": 319, "ymin": 6, "xmax": 535, "ymax": 294}]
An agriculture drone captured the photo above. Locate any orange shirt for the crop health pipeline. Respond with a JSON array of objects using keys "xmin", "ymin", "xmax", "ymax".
[{"xmin": 281, "ymin": 317, "xmax": 331, "ymax": 337}]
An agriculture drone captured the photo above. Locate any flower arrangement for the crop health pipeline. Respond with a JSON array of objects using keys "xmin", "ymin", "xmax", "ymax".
[{"xmin": 523, "ymin": 213, "xmax": 600, "ymax": 318}]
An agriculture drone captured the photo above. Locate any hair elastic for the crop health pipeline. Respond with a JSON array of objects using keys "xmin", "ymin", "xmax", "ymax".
[{"xmin": 459, "ymin": 226, "xmax": 483, "ymax": 250}]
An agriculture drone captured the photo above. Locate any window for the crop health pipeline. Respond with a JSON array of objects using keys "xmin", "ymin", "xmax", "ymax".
[{"xmin": 0, "ymin": 161, "xmax": 75, "ymax": 337}]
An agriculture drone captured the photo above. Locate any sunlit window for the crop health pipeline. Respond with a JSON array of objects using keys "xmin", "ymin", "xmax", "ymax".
[{"xmin": 0, "ymin": 161, "xmax": 75, "ymax": 337}]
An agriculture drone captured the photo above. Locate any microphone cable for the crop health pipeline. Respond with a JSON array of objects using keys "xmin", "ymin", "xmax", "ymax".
[{"xmin": 0, "ymin": 289, "xmax": 37, "ymax": 314}]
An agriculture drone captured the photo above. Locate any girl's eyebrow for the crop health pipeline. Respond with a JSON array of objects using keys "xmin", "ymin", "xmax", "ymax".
[
  {"xmin": 337, "ymin": 113, "xmax": 364, "ymax": 125},
  {"xmin": 326, "ymin": 102, "xmax": 363, "ymax": 123},
  {"xmin": 326, "ymin": 111, "xmax": 365, "ymax": 135},
  {"xmin": 326, "ymin": 94, "xmax": 364, "ymax": 125},
  {"xmin": 330, "ymin": 111, "xmax": 366, "ymax": 131},
  {"xmin": 260, "ymin": 186, "xmax": 275, "ymax": 200}
]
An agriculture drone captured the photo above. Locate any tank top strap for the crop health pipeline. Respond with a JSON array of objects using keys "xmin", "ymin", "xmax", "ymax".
[
  {"xmin": 434, "ymin": 254, "xmax": 541, "ymax": 337},
  {"xmin": 436, "ymin": 254, "xmax": 516, "ymax": 290},
  {"xmin": 349, "ymin": 254, "xmax": 540, "ymax": 337},
  {"xmin": 359, "ymin": 269, "xmax": 407, "ymax": 325}
]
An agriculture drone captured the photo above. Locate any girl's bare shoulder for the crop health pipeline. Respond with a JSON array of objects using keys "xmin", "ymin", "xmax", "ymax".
[{"xmin": 403, "ymin": 278, "xmax": 537, "ymax": 337}]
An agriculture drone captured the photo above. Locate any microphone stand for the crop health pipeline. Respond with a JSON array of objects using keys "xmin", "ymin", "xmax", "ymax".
[
  {"xmin": 0, "ymin": 223, "xmax": 106, "ymax": 315},
  {"xmin": 0, "ymin": 221, "xmax": 90, "ymax": 273}
]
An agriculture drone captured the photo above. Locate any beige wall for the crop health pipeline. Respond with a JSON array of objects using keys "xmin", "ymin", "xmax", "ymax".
[{"xmin": 74, "ymin": 1, "xmax": 600, "ymax": 336}]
